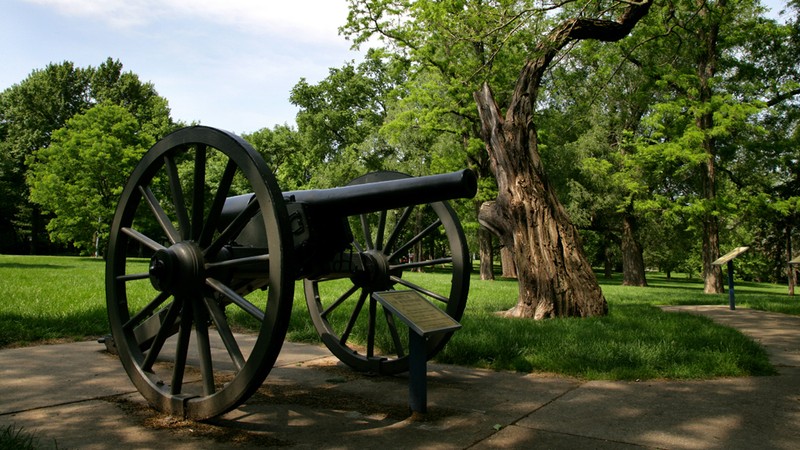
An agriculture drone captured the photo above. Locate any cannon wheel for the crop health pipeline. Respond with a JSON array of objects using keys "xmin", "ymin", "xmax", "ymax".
[
  {"xmin": 304, "ymin": 171, "xmax": 470, "ymax": 374},
  {"xmin": 106, "ymin": 126, "xmax": 294, "ymax": 419}
]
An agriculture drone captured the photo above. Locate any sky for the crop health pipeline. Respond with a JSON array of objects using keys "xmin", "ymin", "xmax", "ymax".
[
  {"xmin": 0, "ymin": 0, "xmax": 362, "ymax": 134},
  {"xmin": 0, "ymin": 0, "xmax": 792, "ymax": 136}
]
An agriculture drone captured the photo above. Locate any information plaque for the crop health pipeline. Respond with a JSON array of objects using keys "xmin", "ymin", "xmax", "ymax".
[
  {"xmin": 372, "ymin": 290, "xmax": 461, "ymax": 336},
  {"xmin": 711, "ymin": 246, "xmax": 750, "ymax": 310},
  {"xmin": 712, "ymin": 246, "xmax": 750, "ymax": 265}
]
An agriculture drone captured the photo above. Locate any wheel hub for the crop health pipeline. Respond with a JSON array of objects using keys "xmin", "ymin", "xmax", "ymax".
[
  {"xmin": 149, "ymin": 241, "xmax": 205, "ymax": 295},
  {"xmin": 352, "ymin": 250, "xmax": 397, "ymax": 291}
]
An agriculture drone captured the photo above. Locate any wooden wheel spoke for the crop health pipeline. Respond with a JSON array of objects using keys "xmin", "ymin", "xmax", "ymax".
[
  {"xmin": 340, "ymin": 290, "xmax": 368, "ymax": 345},
  {"xmin": 124, "ymin": 291, "xmax": 171, "ymax": 331},
  {"xmin": 199, "ymin": 158, "xmax": 238, "ymax": 247},
  {"xmin": 375, "ymin": 210, "xmax": 387, "ymax": 251},
  {"xmin": 389, "ymin": 257, "xmax": 453, "ymax": 271},
  {"xmin": 321, "ymin": 283, "xmax": 360, "ymax": 318},
  {"xmin": 170, "ymin": 296, "xmax": 193, "ymax": 395},
  {"xmin": 390, "ymin": 275, "xmax": 449, "ymax": 304},
  {"xmin": 122, "ymin": 227, "xmax": 166, "ymax": 253},
  {"xmin": 139, "ymin": 185, "xmax": 181, "ymax": 245},
  {"xmin": 384, "ymin": 206, "xmax": 413, "ymax": 254},
  {"xmin": 205, "ymin": 196, "xmax": 258, "ymax": 258},
  {"xmin": 360, "ymin": 214, "xmax": 374, "ymax": 250},
  {"xmin": 191, "ymin": 145, "xmax": 207, "ymax": 241},
  {"xmin": 383, "ymin": 307, "xmax": 405, "ymax": 358},
  {"xmin": 205, "ymin": 298, "xmax": 245, "ymax": 371},
  {"xmin": 194, "ymin": 298, "xmax": 215, "ymax": 396},
  {"xmin": 206, "ymin": 277, "xmax": 265, "ymax": 322},
  {"xmin": 142, "ymin": 296, "xmax": 183, "ymax": 372},
  {"xmin": 165, "ymin": 154, "xmax": 190, "ymax": 239},
  {"xmin": 389, "ymin": 218, "xmax": 443, "ymax": 261},
  {"xmin": 116, "ymin": 272, "xmax": 150, "ymax": 282}
]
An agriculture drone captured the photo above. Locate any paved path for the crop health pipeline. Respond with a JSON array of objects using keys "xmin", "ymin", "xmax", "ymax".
[{"xmin": 1, "ymin": 305, "xmax": 799, "ymax": 449}]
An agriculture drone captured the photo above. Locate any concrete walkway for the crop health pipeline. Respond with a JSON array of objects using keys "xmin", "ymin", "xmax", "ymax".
[{"xmin": 1, "ymin": 305, "xmax": 799, "ymax": 449}]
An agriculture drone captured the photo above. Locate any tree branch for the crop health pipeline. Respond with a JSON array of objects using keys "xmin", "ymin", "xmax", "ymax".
[{"xmin": 767, "ymin": 87, "xmax": 800, "ymax": 107}]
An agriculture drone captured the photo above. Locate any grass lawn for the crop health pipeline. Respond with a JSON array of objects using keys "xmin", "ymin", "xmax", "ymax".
[{"xmin": 1, "ymin": 254, "xmax": 792, "ymax": 379}]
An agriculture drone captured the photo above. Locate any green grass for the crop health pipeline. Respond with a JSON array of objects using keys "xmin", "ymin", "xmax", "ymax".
[
  {"xmin": 0, "ymin": 255, "xmax": 109, "ymax": 347},
  {"xmin": 402, "ymin": 273, "xmax": 776, "ymax": 379},
  {"xmin": 0, "ymin": 424, "xmax": 58, "ymax": 450},
  {"xmin": 0, "ymin": 254, "xmax": 788, "ymax": 379}
]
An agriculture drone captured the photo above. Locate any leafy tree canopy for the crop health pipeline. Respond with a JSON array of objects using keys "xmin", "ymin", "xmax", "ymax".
[
  {"xmin": 27, "ymin": 103, "xmax": 155, "ymax": 253},
  {"xmin": 0, "ymin": 57, "xmax": 174, "ymax": 253}
]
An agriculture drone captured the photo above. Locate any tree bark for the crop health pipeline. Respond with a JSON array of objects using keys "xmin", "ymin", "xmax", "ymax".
[
  {"xmin": 500, "ymin": 245, "xmax": 517, "ymax": 278},
  {"xmin": 697, "ymin": 0, "xmax": 725, "ymax": 294},
  {"xmin": 473, "ymin": 1, "xmax": 652, "ymax": 318},
  {"xmin": 788, "ymin": 225, "xmax": 795, "ymax": 296},
  {"xmin": 621, "ymin": 211, "xmax": 647, "ymax": 286},
  {"xmin": 478, "ymin": 226, "xmax": 495, "ymax": 280}
]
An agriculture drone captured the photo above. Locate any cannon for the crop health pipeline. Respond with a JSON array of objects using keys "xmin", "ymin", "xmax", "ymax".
[{"xmin": 105, "ymin": 126, "xmax": 477, "ymax": 419}]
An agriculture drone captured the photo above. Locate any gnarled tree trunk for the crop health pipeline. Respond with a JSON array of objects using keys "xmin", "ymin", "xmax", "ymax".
[{"xmin": 473, "ymin": 1, "xmax": 652, "ymax": 318}]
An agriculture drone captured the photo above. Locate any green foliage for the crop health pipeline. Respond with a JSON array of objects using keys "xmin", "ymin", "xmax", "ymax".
[
  {"xmin": 27, "ymin": 104, "xmax": 154, "ymax": 254},
  {"xmin": 0, "ymin": 58, "xmax": 174, "ymax": 253},
  {"xmin": 243, "ymin": 125, "xmax": 311, "ymax": 190},
  {"xmin": 289, "ymin": 49, "xmax": 408, "ymax": 187}
]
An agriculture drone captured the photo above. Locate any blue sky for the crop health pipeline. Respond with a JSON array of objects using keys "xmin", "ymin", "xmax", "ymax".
[
  {"xmin": 1, "ymin": 1, "xmax": 791, "ymax": 135},
  {"xmin": 1, "ymin": 0, "xmax": 361, "ymax": 134}
]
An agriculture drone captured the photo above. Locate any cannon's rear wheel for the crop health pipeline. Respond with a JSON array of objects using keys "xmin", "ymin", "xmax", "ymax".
[
  {"xmin": 304, "ymin": 171, "xmax": 470, "ymax": 374},
  {"xmin": 106, "ymin": 126, "xmax": 293, "ymax": 419}
]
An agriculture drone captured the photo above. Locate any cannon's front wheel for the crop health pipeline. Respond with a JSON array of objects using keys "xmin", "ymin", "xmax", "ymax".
[
  {"xmin": 304, "ymin": 171, "xmax": 470, "ymax": 374},
  {"xmin": 106, "ymin": 126, "xmax": 293, "ymax": 419}
]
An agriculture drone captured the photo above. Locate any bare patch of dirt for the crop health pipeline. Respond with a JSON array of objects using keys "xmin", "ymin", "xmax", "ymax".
[{"xmin": 106, "ymin": 396, "xmax": 291, "ymax": 447}]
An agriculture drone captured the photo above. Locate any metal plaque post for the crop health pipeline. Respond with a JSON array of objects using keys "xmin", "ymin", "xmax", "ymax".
[{"xmin": 372, "ymin": 290, "xmax": 462, "ymax": 414}]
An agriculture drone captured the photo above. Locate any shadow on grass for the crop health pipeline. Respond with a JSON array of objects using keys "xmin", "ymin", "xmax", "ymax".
[
  {"xmin": 0, "ymin": 262, "xmax": 75, "ymax": 270},
  {"xmin": 0, "ymin": 307, "xmax": 109, "ymax": 348}
]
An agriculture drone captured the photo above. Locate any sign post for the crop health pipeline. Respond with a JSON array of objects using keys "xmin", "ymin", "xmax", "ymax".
[
  {"xmin": 712, "ymin": 246, "xmax": 750, "ymax": 310},
  {"xmin": 372, "ymin": 290, "xmax": 461, "ymax": 414}
]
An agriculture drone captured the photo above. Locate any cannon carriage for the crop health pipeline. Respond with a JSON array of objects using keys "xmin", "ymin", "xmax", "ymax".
[{"xmin": 105, "ymin": 126, "xmax": 476, "ymax": 419}]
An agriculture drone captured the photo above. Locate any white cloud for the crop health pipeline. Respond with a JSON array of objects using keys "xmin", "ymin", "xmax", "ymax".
[
  {"xmin": 9, "ymin": 0, "xmax": 361, "ymax": 132},
  {"xmin": 25, "ymin": 0, "xmax": 351, "ymax": 42}
]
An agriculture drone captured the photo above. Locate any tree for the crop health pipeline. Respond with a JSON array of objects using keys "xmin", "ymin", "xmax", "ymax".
[
  {"xmin": 473, "ymin": 1, "xmax": 653, "ymax": 318},
  {"xmin": 289, "ymin": 49, "xmax": 408, "ymax": 187},
  {"xmin": 623, "ymin": 0, "xmax": 796, "ymax": 292},
  {"xmin": 27, "ymin": 103, "xmax": 154, "ymax": 254},
  {"xmin": 243, "ymin": 124, "xmax": 311, "ymax": 190},
  {"xmin": 1, "ymin": 58, "xmax": 173, "ymax": 253},
  {"xmin": 343, "ymin": 0, "xmax": 543, "ymax": 280},
  {"xmin": 0, "ymin": 61, "xmax": 92, "ymax": 253},
  {"xmin": 342, "ymin": 0, "xmax": 652, "ymax": 316}
]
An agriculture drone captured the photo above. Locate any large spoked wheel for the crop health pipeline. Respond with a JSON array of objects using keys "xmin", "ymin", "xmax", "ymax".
[
  {"xmin": 304, "ymin": 171, "xmax": 470, "ymax": 375},
  {"xmin": 106, "ymin": 126, "xmax": 294, "ymax": 419}
]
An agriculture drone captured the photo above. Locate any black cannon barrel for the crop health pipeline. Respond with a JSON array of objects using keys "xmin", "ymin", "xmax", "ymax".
[{"xmin": 285, "ymin": 169, "xmax": 477, "ymax": 217}]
